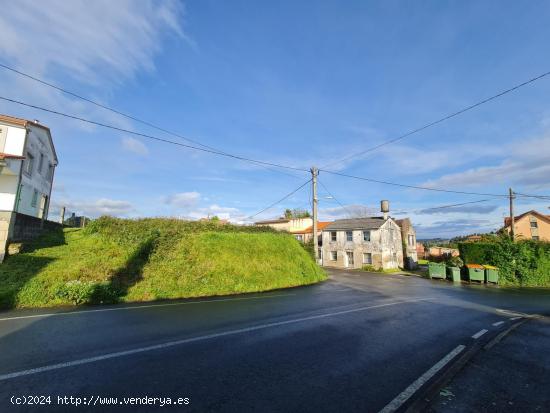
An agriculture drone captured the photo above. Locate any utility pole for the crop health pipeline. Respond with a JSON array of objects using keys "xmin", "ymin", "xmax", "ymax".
[
  {"xmin": 60, "ymin": 206, "xmax": 66, "ymax": 225},
  {"xmin": 311, "ymin": 167, "xmax": 319, "ymax": 262},
  {"xmin": 509, "ymin": 187, "xmax": 515, "ymax": 241}
]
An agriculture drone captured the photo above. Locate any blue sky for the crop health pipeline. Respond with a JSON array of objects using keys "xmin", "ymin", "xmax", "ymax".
[{"xmin": 0, "ymin": 0, "xmax": 549, "ymax": 238}]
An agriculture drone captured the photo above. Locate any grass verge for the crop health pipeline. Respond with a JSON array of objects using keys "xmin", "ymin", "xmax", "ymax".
[{"xmin": 0, "ymin": 217, "xmax": 326, "ymax": 309}]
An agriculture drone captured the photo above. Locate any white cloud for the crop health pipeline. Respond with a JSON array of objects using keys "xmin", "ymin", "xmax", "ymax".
[
  {"xmin": 164, "ymin": 192, "xmax": 201, "ymax": 208},
  {"xmin": 422, "ymin": 136, "xmax": 550, "ymax": 190},
  {"xmin": 51, "ymin": 198, "xmax": 134, "ymax": 218},
  {"xmin": 0, "ymin": 0, "xmax": 186, "ymax": 84},
  {"xmin": 121, "ymin": 137, "xmax": 149, "ymax": 156}
]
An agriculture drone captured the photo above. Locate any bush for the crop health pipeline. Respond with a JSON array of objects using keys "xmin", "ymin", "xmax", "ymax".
[
  {"xmin": 361, "ymin": 265, "xmax": 382, "ymax": 272},
  {"xmin": 446, "ymin": 256, "xmax": 463, "ymax": 268},
  {"xmin": 458, "ymin": 237, "xmax": 550, "ymax": 286}
]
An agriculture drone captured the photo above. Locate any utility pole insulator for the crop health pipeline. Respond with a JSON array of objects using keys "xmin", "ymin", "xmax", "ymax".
[{"xmin": 311, "ymin": 167, "xmax": 319, "ymax": 263}]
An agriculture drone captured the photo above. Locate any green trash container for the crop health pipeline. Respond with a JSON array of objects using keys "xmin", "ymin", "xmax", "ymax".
[
  {"xmin": 484, "ymin": 265, "xmax": 499, "ymax": 284},
  {"xmin": 447, "ymin": 266, "xmax": 461, "ymax": 283},
  {"xmin": 465, "ymin": 264, "xmax": 485, "ymax": 283},
  {"xmin": 428, "ymin": 262, "xmax": 446, "ymax": 279}
]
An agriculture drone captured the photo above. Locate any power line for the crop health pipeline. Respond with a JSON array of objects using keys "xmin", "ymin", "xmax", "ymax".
[
  {"xmin": 0, "ymin": 63, "xmax": 304, "ymax": 180},
  {"xmin": 0, "ymin": 95, "xmax": 309, "ymax": 173},
  {"xmin": 318, "ymin": 179, "xmax": 355, "ymax": 217},
  {"xmin": 246, "ymin": 178, "xmax": 311, "ymax": 220},
  {"xmin": 417, "ymin": 198, "xmax": 497, "ymax": 212},
  {"xmin": 322, "ymin": 69, "xmax": 550, "ymax": 169},
  {"xmin": 319, "ymin": 170, "xmax": 510, "ymax": 197},
  {"xmin": 514, "ymin": 192, "xmax": 550, "ymax": 200}
]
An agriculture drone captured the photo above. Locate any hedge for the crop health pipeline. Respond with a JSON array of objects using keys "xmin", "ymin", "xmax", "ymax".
[{"xmin": 458, "ymin": 238, "xmax": 550, "ymax": 287}]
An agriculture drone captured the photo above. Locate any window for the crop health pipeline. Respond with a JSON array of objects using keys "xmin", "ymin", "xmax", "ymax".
[
  {"xmin": 38, "ymin": 153, "xmax": 45, "ymax": 174},
  {"xmin": 363, "ymin": 231, "xmax": 371, "ymax": 241},
  {"xmin": 330, "ymin": 231, "xmax": 337, "ymax": 242},
  {"xmin": 31, "ymin": 189, "xmax": 39, "ymax": 207},
  {"xmin": 530, "ymin": 221, "xmax": 538, "ymax": 228},
  {"xmin": 24, "ymin": 152, "xmax": 34, "ymax": 175},
  {"xmin": 346, "ymin": 231, "xmax": 353, "ymax": 242},
  {"xmin": 408, "ymin": 234, "xmax": 415, "ymax": 246},
  {"xmin": 392, "ymin": 252, "xmax": 397, "ymax": 264},
  {"xmin": 532, "ymin": 236, "xmax": 539, "ymax": 241},
  {"xmin": 295, "ymin": 234, "xmax": 303, "ymax": 242},
  {"xmin": 363, "ymin": 253, "xmax": 372, "ymax": 264},
  {"xmin": 330, "ymin": 251, "xmax": 337, "ymax": 261}
]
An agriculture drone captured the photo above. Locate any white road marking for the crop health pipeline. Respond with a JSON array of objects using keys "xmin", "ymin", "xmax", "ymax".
[
  {"xmin": 0, "ymin": 298, "xmax": 429, "ymax": 381},
  {"xmin": 492, "ymin": 321, "xmax": 505, "ymax": 327},
  {"xmin": 378, "ymin": 344, "xmax": 466, "ymax": 413},
  {"xmin": 0, "ymin": 293, "xmax": 297, "ymax": 322},
  {"xmin": 510, "ymin": 316, "xmax": 523, "ymax": 320},
  {"xmin": 472, "ymin": 329, "xmax": 488, "ymax": 339}
]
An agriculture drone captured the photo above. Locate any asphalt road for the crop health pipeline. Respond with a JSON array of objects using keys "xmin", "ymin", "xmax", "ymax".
[{"xmin": 0, "ymin": 269, "xmax": 548, "ymax": 412}]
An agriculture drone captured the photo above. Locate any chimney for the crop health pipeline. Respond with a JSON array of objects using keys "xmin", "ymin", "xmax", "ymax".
[{"xmin": 381, "ymin": 200, "xmax": 390, "ymax": 220}]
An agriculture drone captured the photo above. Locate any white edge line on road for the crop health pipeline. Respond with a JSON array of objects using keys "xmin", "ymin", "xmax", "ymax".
[
  {"xmin": 0, "ymin": 298, "xmax": 430, "ymax": 381},
  {"xmin": 0, "ymin": 293, "xmax": 297, "ymax": 322},
  {"xmin": 510, "ymin": 316, "xmax": 523, "ymax": 321},
  {"xmin": 378, "ymin": 344, "xmax": 466, "ymax": 413},
  {"xmin": 472, "ymin": 329, "xmax": 488, "ymax": 339},
  {"xmin": 492, "ymin": 321, "xmax": 505, "ymax": 327}
]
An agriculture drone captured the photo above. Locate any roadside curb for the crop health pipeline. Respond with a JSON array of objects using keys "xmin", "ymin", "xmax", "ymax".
[{"xmin": 400, "ymin": 318, "xmax": 530, "ymax": 413}]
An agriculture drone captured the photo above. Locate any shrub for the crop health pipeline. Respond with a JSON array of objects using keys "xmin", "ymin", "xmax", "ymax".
[
  {"xmin": 458, "ymin": 237, "xmax": 550, "ymax": 286},
  {"xmin": 55, "ymin": 280, "xmax": 97, "ymax": 305},
  {"xmin": 446, "ymin": 256, "xmax": 463, "ymax": 268},
  {"xmin": 362, "ymin": 265, "xmax": 382, "ymax": 272}
]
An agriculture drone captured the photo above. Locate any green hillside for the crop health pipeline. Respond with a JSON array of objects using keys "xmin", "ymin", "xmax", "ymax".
[{"xmin": 0, "ymin": 217, "xmax": 325, "ymax": 309}]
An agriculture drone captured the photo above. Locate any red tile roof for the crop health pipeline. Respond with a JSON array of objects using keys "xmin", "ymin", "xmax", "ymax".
[
  {"xmin": 0, "ymin": 153, "xmax": 25, "ymax": 160},
  {"xmin": 503, "ymin": 210, "xmax": 550, "ymax": 227},
  {"xmin": 292, "ymin": 222, "xmax": 331, "ymax": 234}
]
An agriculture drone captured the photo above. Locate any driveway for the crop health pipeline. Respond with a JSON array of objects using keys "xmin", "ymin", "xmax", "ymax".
[{"xmin": 0, "ymin": 268, "xmax": 548, "ymax": 412}]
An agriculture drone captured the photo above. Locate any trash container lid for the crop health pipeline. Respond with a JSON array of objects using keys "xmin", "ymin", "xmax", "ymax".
[
  {"xmin": 483, "ymin": 265, "xmax": 498, "ymax": 269},
  {"xmin": 466, "ymin": 264, "xmax": 484, "ymax": 269}
]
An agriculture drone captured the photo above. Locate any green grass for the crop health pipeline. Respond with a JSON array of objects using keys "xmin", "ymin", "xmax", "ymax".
[{"xmin": 0, "ymin": 217, "xmax": 326, "ymax": 309}]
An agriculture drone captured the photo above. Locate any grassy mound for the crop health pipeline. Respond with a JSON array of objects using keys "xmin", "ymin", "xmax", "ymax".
[{"xmin": 0, "ymin": 217, "xmax": 325, "ymax": 309}]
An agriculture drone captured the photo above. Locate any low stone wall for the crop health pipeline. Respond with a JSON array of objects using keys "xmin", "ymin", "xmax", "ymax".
[{"xmin": 10, "ymin": 212, "xmax": 63, "ymax": 242}]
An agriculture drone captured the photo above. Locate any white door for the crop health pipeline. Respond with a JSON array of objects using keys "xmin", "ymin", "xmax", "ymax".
[{"xmin": 346, "ymin": 251, "xmax": 354, "ymax": 268}]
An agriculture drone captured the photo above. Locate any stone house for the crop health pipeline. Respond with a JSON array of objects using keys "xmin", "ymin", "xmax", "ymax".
[
  {"xmin": 395, "ymin": 218, "xmax": 417, "ymax": 263},
  {"xmin": 321, "ymin": 217, "xmax": 404, "ymax": 270}
]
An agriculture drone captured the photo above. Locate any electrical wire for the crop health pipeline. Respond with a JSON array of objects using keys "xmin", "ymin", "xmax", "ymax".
[
  {"xmin": 246, "ymin": 178, "xmax": 312, "ymax": 220},
  {"xmin": 318, "ymin": 180, "xmax": 356, "ymax": 217},
  {"xmin": 319, "ymin": 170, "xmax": 510, "ymax": 197},
  {"xmin": 0, "ymin": 63, "xmax": 304, "ymax": 179},
  {"xmin": 322, "ymin": 69, "xmax": 550, "ymax": 169},
  {"xmin": 0, "ymin": 95, "xmax": 309, "ymax": 173}
]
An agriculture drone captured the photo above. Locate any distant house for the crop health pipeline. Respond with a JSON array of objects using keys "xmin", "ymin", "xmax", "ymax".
[
  {"xmin": 395, "ymin": 218, "xmax": 418, "ymax": 263},
  {"xmin": 503, "ymin": 210, "xmax": 550, "ymax": 241},
  {"xmin": 416, "ymin": 242, "xmax": 426, "ymax": 259},
  {"xmin": 466, "ymin": 235, "xmax": 482, "ymax": 242},
  {"xmin": 255, "ymin": 217, "xmax": 313, "ymax": 233},
  {"xmin": 0, "ymin": 114, "xmax": 58, "ymax": 260},
  {"xmin": 321, "ymin": 217, "xmax": 404, "ymax": 270},
  {"xmin": 291, "ymin": 221, "xmax": 331, "ymax": 243},
  {"xmin": 428, "ymin": 246, "xmax": 459, "ymax": 259}
]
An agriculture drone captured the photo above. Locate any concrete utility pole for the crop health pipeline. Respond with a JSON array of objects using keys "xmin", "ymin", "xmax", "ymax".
[
  {"xmin": 311, "ymin": 166, "xmax": 319, "ymax": 262},
  {"xmin": 60, "ymin": 207, "xmax": 66, "ymax": 225},
  {"xmin": 509, "ymin": 187, "xmax": 515, "ymax": 241}
]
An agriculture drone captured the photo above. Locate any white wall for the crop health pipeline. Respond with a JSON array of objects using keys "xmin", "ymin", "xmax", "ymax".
[
  {"xmin": 0, "ymin": 175, "xmax": 18, "ymax": 211},
  {"xmin": 2, "ymin": 125, "xmax": 26, "ymax": 155},
  {"xmin": 17, "ymin": 125, "xmax": 56, "ymax": 218}
]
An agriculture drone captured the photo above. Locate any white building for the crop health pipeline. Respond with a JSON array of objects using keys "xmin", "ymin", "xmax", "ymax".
[{"xmin": 0, "ymin": 114, "xmax": 58, "ymax": 259}]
